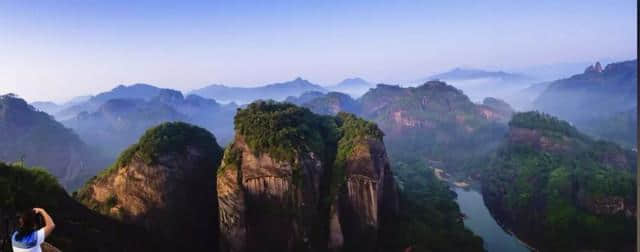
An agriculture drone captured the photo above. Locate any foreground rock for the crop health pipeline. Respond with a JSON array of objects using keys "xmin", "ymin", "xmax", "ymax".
[
  {"xmin": 76, "ymin": 122, "xmax": 224, "ymax": 250},
  {"xmin": 0, "ymin": 162, "xmax": 162, "ymax": 251}
]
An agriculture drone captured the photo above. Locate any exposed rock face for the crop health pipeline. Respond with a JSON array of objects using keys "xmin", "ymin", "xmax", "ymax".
[
  {"xmin": 584, "ymin": 61, "xmax": 604, "ymax": 73},
  {"xmin": 477, "ymin": 97, "xmax": 514, "ymax": 123},
  {"xmin": 579, "ymin": 195, "xmax": 635, "ymax": 217},
  {"xmin": 217, "ymin": 101, "xmax": 398, "ymax": 252},
  {"xmin": 77, "ymin": 122, "xmax": 223, "ymax": 250},
  {"xmin": 330, "ymin": 138, "xmax": 398, "ymax": 251},
  {"xmin": 360, "ymin": 81, "xmax": 486, "ymax": 133},
  {"xmin": 41, "ymin": 242, "xmax": 61, "ymax": 252},
  {"xmin": 508, "ymin": 127, "xmax": 572, "ymax": 153},
  {"xmin": 218, "ymin": 135, "xmax": 324, "ymax": 252}
]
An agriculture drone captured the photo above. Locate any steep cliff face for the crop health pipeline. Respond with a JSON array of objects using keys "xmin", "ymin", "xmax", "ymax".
[
  {"xmin": 76, "ymin": 122, "xmax": 223, "ymax": 250},
  {"xmin": 217, "ymin": 101, "xmax": 397, "ymax": 252},
  {"xmin": 482, "ymin": 112, "xmax": 636, "ymax": 251},
  {"xmin": 218, "ymin": 135, "xmax": 324, "ymax": 252},
  {"xmin": 329, "ymin": 136, "xmax": 398, "ymax": 251}
]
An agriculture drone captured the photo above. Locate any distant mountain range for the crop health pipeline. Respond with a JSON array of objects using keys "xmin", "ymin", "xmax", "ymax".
[
  {"xmin": 284, "ymin": 91, "xmax": 325, "ymax": 105},
  {"xmin": 190, "ymin": 77, "xmax": 327, "ymax": 104},
  {"xmin": 62, "ymin": 88, "xmax": 236, "ymax": 160},
  {"xmin": 420, "ymin": 68, "xmax": 535, "ymax": 103},
  {"xmin": 190, "ymin": 77, "xmax": 374, "ymax": 104},
  {"xmin": 503, "ymin": 81, "xmax": 552, "ymax": 110},
  {"xmin": 300, "ymin": 91, "xmax": 361, "ymax": 115},
  {"xmin": 51, "ymin": 84, "xmax": 178, "ymax": 120},
  {"xmin": 0, "ymin": 94, "xmax": 107, "ymax": 190},
  {"xmin": 533, "ymin": 59, "xmax": 638, "ymax": 147},
  {"xmin": 31, "ymin": 95, "xmax": 91, "ymax": 116},
  {"xmin": 534, "ymin": 60, "xmax": 637, "ymax": 122},
  {"xmin": 325, "ymin": 77, "xmax": 373, "ymax": 98},
  {"xmin": 4, "ymin": 62, "xmax": 636, "ymax": 251},
  {"xmin": 425, "ymin": 68, "xmax": 532, "ymax": 82}
]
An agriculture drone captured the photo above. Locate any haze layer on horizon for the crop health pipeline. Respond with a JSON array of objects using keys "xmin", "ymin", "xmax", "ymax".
[{"xmin": 1, "ymin": 0, "xmax": 637, "ymax": 102}]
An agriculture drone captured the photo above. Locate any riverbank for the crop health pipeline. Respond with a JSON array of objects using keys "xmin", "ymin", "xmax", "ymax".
[{"xmin": 454, "ymin": 188, "xmax": 532, "ymax": 252}]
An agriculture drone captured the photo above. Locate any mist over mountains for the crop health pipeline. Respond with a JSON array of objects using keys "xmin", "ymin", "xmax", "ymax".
[
  {"xmin": 417, "ymin": 68, "xmax": 535, "ymax": 108},
  {"xmin": 190, "ymin": 77, "xmax": 375, "ymax": 104},
  {"xmin": 1, "ymin": 58, "xmax": 636, "ymax": 251},
  {"xmin": 13, "ymin": 59, "xmax": 637, "ymax": 181},
  {"xmin": 191, "ymin": 77, "xmax": 327, "ymax": 104},
  {"xmin": 0, "ymin": 94, "xmax": 108, "ymax": 190},
  {"xmin": 61, "ymin": 87, "xmax": 236, "ymax": 162},
  {"xmin": 533, "ymin": 60, "xmax": 638, "ymax": 147}
]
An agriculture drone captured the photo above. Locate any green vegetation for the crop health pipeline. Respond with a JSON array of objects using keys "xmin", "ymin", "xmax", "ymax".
[
  {"xmin": 217, "ymin": 144, "xmax": 243, "ymax": 175},
  {"xmin": 0, "ymin": 162, "xmax": 64, "ymax": 211},
  {"xmin": 509, "ymin": 111, "xmax": 585, "ymax": 140},
  {"xmin": 483, "ymin": 111, "xmax": 636, "ymax": 251},
  {"xmin": 328, "ymin": 112, "xmax": 385, "ymax": 202},
  {"xmin": 360, "ymin": 81, "xmax": 508, "ymax": 176},
  {"xmin": 75, "ymin": 121, "xmax": 223, "ymax": 215},
  {"xmin": 231, "ymin": 102, "xmax": 384, "ymax": 198},
  {"xmin": 379, "ymin": 158, "xmax": 485, "ymax": 252},
  {"xmin": 95, "ymin": 121, "xmax": 222, "ymax": 179},
  {"xmin": 234, "ymin": 100, "xmax": 338, "ymax": 163},
  {"xmin": 229, "ymin": 101, "xmax": 484, "ymax": 251}
]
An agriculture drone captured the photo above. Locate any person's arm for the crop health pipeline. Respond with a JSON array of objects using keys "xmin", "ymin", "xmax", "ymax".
[{"xmin": 33, "ymin": 208, "xmax": 55, "ymax": 237}]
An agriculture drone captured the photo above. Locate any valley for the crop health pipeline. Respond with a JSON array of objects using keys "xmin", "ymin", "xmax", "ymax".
[{"xmin": 1, "ymin": 59, "xmax": 637, "ymax": 252}]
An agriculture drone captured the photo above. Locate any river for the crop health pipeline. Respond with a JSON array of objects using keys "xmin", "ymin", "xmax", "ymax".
[{"xmin": 454, "ymin": 187, "xmax": 531, "ymax": 252}]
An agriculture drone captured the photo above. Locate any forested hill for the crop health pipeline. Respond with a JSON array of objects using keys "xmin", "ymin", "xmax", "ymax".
[{"xmin": 482, "ymin": 111, "xmax": 636, "ymax": 251}]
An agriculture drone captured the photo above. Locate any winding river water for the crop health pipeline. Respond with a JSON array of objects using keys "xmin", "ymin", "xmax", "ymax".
[{"xmin": 454, "ymin": 187, "xmax": 531, "ymax": 252}]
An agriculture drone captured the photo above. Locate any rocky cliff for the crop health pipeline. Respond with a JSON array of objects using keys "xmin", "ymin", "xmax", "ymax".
[
  {"xmin": 217, "ymin": 101, "xmax": 397, "ymax": 252},
  {"xmin": 76, "ymin": 122, "xmax": 224, "ymax": 250}
]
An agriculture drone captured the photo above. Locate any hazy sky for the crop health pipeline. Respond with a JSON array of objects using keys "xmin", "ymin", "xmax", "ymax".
[{"xmin": 1, "ymin": 0, "xmax": 637, "ymax": 102}]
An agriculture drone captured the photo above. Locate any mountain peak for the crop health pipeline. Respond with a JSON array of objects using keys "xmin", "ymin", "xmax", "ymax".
[
  {"xmin": 427, "ymin": 68, "xmax": 529, "ymax": 81},
  {"xmin": 335, "ymin": 77, "xmax": 369, "ymax": 87},
  {"xmin": 584, "ymin": 61, "xmax": 604, "ymax": 73}
]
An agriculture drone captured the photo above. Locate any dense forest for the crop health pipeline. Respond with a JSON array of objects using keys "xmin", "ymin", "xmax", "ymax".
[{"xmin": 482, "ymin": 112, "xmax": 636, "ymax": 251}]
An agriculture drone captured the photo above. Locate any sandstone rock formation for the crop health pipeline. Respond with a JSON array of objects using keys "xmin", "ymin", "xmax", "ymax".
[
  {"xmin": 217, "ymin": 101, "xmax": 398, "ymax": 252},
  {"xmin": 76, "ymin": 122, "xmax": 224, "ymax": 250}
]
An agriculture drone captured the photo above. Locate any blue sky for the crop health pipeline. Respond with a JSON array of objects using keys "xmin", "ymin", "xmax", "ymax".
[{"xmin": 0, "ymin": 0, "xmax": 637, "ymax": 102}]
